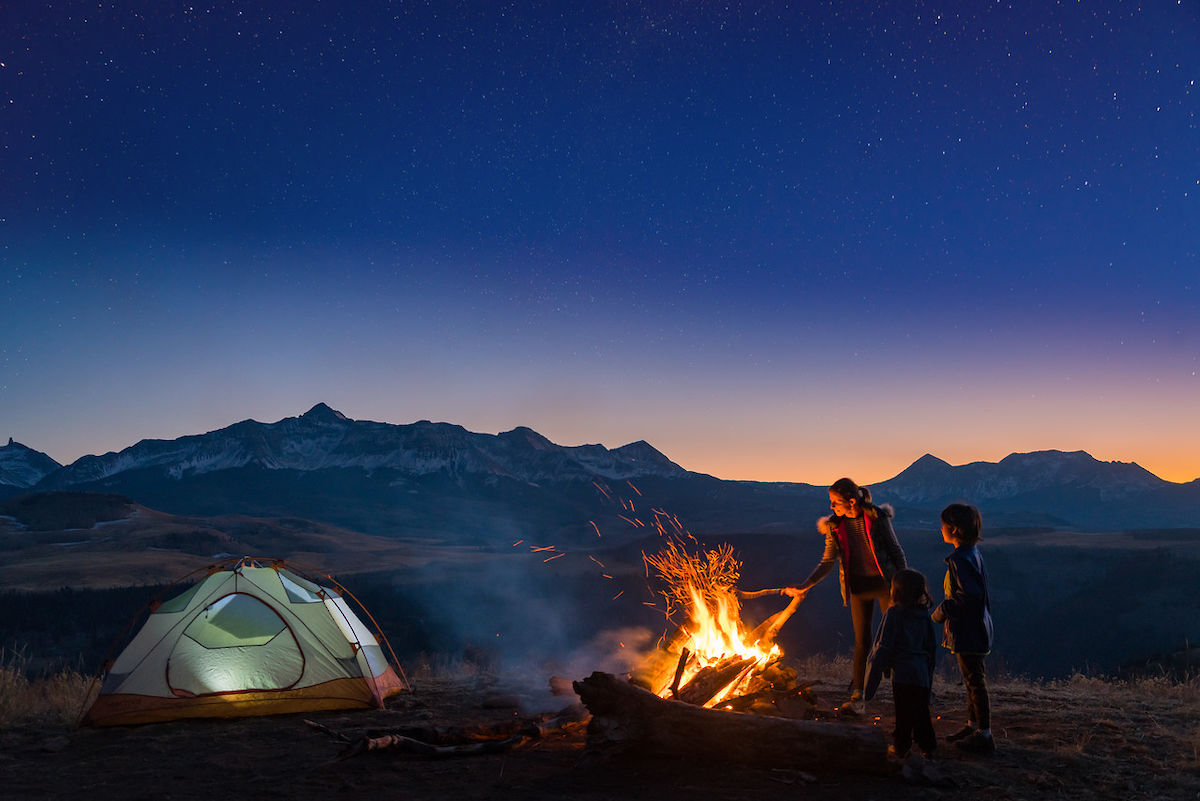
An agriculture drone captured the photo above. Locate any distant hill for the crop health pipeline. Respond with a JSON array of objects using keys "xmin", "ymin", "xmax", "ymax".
[
  {"xmin": 876, "ymin": 451, "xmax": 1199, "ymax": 530},
  {"xmin": 0, "ymin": 490, "xmax": 460, "ymax": 591},
  {"xmin": 0, "ymin": 491, "xmax": 134, "ymax": 531}
]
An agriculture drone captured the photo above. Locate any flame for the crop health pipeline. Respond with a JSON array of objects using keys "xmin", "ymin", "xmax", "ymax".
[
  {"xmin": 664, "ymin": 584, "xmax": 781, "ymax": 705},
  {"xmin": 685, "ymin": 586, "xmax": 758, "ymax": 660},
  {"xmin": 639, "ymin": 531, "xmax": 796, "ymax": 710}
]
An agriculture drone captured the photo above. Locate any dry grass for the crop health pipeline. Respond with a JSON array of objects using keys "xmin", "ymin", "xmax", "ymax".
[
  {"xmin": 406, "ymin": 650, "xmax": 505, "ymax": 682},
  {"xmin": 0, "ymin": 649, "xmax": 97, "ymax": 729}
]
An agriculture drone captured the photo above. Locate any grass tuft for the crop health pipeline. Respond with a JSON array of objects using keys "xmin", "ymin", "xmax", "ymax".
[{"xmin": 0, "ymin": 649, "xmax": 97, "ymax": 729}]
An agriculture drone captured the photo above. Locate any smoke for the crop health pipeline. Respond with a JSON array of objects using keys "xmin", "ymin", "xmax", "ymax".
[
  {"xmin": 392, "ymin": 542, "xmax": 650, "ymax": 651},
  {"xmin": 521, "ymin": 625, "xmax": 657, "ymax": 680},
  {"xmin": 496, "ymin": 625, "xmax": 659, "ymax": 715},
  {"xmin": 372, "ymin": 535, "xmax": 674, "ymax": 714}
]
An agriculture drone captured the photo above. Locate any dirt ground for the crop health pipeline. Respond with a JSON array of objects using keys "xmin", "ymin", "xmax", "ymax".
[{"xmin": 3, "ymin": 673, "xmax": 1199, "ymax": 801}]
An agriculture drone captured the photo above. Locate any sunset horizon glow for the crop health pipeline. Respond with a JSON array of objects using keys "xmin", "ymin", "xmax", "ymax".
[{"xmin": 12, "ymin": 397, "xmax": 1199, "ymax": 488}]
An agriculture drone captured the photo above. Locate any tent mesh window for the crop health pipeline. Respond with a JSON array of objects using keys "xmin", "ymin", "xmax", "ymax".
[{"xmin": 168, "ymin": 593, "xmax": 303, "ymax": 694}]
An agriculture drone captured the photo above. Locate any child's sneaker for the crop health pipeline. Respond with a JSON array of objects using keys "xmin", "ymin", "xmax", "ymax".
[
  {"xmin": 946, "ymin": 724, "xmax": 975, "ymax": 742},
  {"xmin": 954, "ymin": 731, "xmax": 995, "ymax": 754}
]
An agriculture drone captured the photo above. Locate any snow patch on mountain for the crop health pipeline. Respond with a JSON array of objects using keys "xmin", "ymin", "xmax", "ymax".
[
  {"xmin": 36, "ymin": 405, "xmax": 690, "ymax": 488},
  {"xmin": 0, "ymin": 439, "xmax": 63, "ymax": 488}
]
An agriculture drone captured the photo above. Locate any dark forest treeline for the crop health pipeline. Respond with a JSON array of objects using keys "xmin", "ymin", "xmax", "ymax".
[
  {"xmin": 0, "ymin": 585, "xmax": 161, "ymax": 674},
  {"xmin": 0, "ymin": 492, "xmax": 135, "ymax": 532}
]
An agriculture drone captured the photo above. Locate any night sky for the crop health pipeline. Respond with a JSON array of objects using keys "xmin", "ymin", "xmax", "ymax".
[{"xmin": 3, "ymin": 2, "xmax": 1198, "ymax": 484}]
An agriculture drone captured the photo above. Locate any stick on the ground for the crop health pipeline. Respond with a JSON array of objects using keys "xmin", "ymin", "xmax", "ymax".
[
  {"xmin": 338, "ymin": 733, "xmax": 527, "ymax": 760},
  {"xmin": 303, "ymin": 719, "xmax": 352, "ymax": 743}
]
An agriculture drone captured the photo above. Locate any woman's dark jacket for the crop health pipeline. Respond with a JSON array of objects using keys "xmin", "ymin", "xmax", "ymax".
[
  {"xmin": 931, "ymin": 544, "xmax": 993, "ymax": 654},
  {"xmin": 797, "ymin": 506, "xmax": 907, "ymax": 605}
]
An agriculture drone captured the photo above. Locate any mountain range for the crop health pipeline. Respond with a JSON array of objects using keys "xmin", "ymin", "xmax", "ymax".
[{"xmin": 3, "ymin": 403, "xmax": 1198, "ymax": 537}]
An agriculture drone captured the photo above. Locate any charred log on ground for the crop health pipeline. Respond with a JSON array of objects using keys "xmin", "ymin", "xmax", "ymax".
[{"xmin": 573, "ymin": 671, "xmax": 888, "ymax": 774}]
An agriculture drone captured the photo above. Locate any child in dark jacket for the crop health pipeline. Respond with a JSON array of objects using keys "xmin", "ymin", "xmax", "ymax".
[
  {"xmin": 932, "ymin": 503, "xmax": 995, "ymax": 755},
  {"xmin": 865, "ymin": 568, "xmax": 938, "ymax": 760}
]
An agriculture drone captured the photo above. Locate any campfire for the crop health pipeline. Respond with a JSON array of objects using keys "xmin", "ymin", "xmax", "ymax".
[
  {"xmin": 633, "ymin": 540, "xmax": 804, "ymax": 712},
  {"xmin": 567, "ymin": 534, "xmax": 887, "ymax": 774}
]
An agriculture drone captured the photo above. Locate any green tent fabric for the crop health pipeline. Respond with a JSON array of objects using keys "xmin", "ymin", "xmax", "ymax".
[{"xmin": 83, "ymin": 557, "xmax": 408, "ymax": 726}]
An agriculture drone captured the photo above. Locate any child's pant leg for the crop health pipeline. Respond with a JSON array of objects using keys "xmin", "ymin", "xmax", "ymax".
[
  {"xmin": 893, "ymin": 683, "xmax": 935, "ymax": 756},
  {"xmin": 956, "ymin": 652, "xmax": 990, "ymax": 729}
]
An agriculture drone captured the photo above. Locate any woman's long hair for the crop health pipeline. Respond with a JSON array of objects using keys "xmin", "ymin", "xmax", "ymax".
[{"xmin": 829, "ymin": 477, "xmax": 888, "ymax": 519}]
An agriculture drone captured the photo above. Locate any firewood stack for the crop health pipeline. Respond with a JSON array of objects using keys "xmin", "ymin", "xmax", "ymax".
[
  {"xmin": 635, "ymin": 642, "xmax": 821, "ymax": 718},
  {"xmin": 630, "ymin": 589, "xmax": 818, "ymax": 718}
]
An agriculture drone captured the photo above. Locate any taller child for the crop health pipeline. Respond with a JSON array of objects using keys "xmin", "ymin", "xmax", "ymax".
[
  {"xmin": 932, "ymin": 502, "xmax": 995, "ymax": 754},
  {"xmin": 786, "ymin": 478, "xmax": 908, "ymax": 714}
]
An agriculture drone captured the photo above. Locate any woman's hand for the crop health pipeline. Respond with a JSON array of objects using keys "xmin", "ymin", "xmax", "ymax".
[{"xmin": 783, "ymin": 586, "xmax": 809, "ymax": 598}]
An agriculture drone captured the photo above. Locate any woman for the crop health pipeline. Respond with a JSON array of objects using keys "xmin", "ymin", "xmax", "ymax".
[{"xmin": 786, "ymin": 477, "xmax": 908, "ymax": 714}]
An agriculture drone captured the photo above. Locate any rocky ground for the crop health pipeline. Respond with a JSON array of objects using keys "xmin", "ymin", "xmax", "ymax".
[{"xmin": 2, "ymin": 669, "xmax": 1199, "ymax": 801}]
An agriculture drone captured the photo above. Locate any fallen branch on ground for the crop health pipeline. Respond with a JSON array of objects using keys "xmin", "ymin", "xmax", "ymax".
[
  {"xmin": 302, "ymin": 719, "xmax": 351, "ymax": 743},
  {"xmin": 338, "ymin": 733, "xmax": 527, "ymax": 760}
]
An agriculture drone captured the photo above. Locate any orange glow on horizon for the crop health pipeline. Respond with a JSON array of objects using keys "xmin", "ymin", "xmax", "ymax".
[{"xmin": 675, "ymin": 448, "xmax": 1200, "ymax": 487}]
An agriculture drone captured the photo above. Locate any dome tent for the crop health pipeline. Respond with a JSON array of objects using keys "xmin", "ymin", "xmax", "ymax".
[{"xmin": 83, "ymin": 557, "xmax": 408, "ymax": 726}]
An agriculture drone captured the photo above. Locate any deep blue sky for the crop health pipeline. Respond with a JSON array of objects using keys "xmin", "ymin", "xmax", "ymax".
[{"xmin": 3, "ymin": 1, "xmax": 1198, "ymax": 483}]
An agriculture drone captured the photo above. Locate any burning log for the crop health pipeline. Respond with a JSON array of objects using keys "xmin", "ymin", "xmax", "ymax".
[
  {"xmin": 630, "ymin": 623, "xmax": 693, "ymax": 692},
  {"xmin": 573, "ymin": 672, "xmax": 888, "ymax": 773},
  {"xmin": 674, "ymin": 655, "xmax": 758, "ymax": 706},
  {"xmin": 668, "ymin": 647, "xmax": 690, "ymax": 697},
  {"xmin": 718, "ymin": 689, "xmax": 796, "ymax": 716},
  {"xmin": 745, "ymin": 592, "xmax": 803, "ymax": 648}
]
